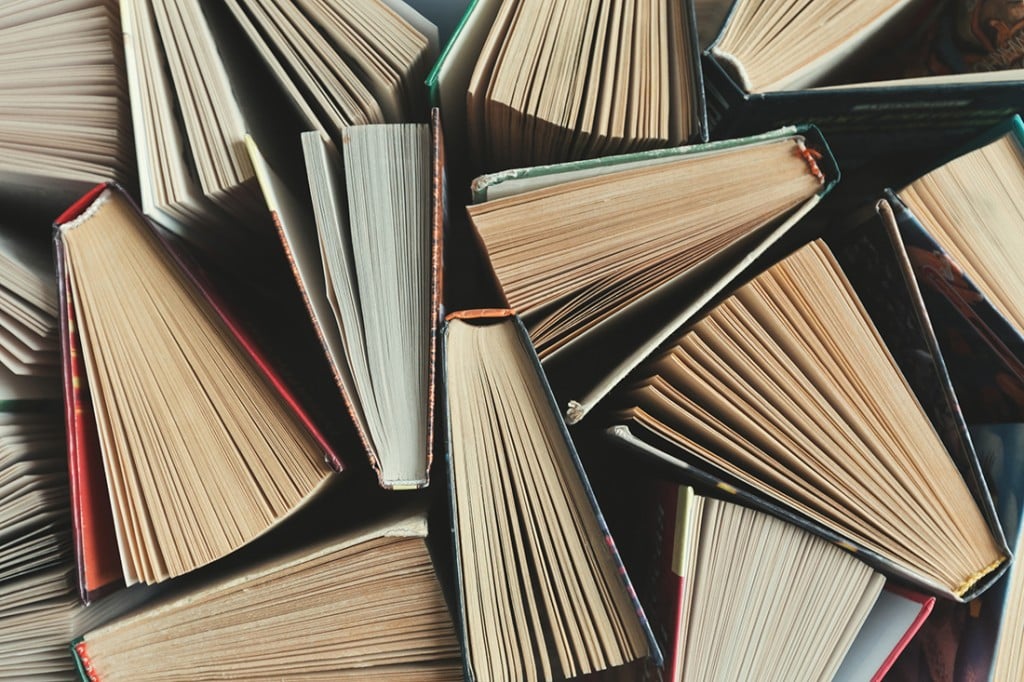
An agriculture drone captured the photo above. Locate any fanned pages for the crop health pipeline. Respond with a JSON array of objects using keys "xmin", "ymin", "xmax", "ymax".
[
  {"xmin": 468, "ymin": 129, "xmax": 832, "ymax": 422},
  {"xmin": 444, "ymin": 312, "xmax": 653, "ymax": 681},
  {"xmin": 55, "ymin": 185, "xmax": 336, "ymax": 585},
  {"xmin": 220, "ymin": 0, "xmax": 436, "ymax": 138},
  {"xmin": 672, "ymin": 488, "xmax": 885, "ymax": 682},
  {"xmin": 0, "ymin": 1, "xmax": 130, "ymax": 205},
  {"xmin": 301, "ymin": 124, "xmax": 434, "ymax": 488},
  {"xmin": 711, "ymin": 0, "xmax": 915, "ymax": 91},
  {"xmin": 73, "ymin": 512, "xmax": 463, "ymax": 681},
  {"xmin": 0, "ymin": 228, "xmax": 58, "ymax": 378},
  {"xmin": 709, "ymin": 0, "xmax": 1024, "ymax": 93},
  {"xmin": 466, "ymin": 0, "xmax": 701, "ymax": 169},
  {"xmin": 616, "ymin": 239, "xmax": 1006, "ymax": 598},
  {"xmin": 897, "ymin": 129, "xmax": 1024, "ymax": 339}
]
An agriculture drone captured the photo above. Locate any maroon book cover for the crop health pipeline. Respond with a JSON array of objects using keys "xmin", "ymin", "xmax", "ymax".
[{"xmin": 54, "ymin": 182, "xmax": 343, "ymax": 601}]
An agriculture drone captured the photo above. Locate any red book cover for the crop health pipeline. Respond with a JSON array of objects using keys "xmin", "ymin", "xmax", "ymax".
[
  {"xmin": 55, "ymin": 184, "xmax": 122, "ymax": 604},
  {"xmin": 54, "ymin": 182, "xmax": 343, "ymax": 600}
]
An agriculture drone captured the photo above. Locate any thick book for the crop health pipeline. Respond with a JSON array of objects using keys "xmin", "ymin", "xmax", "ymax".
[
  {"xmin": 841, "ymin": 121, "xmax": 1024, "ymax": 679},
  {"xmin": 246, "ymin": 110, "xmax": 446, "ymax": 489},
  {"xmin": 442, "ymin": 309, "xmax": 658, "ymax": 681},
  {"xmin": 466, "ymin": 126, "xmax": 838, "ymax": 424},
  {"xmin": 55, "ymin": 183, "xmax": 343, "ymax": 599},
  {"xmin": 703, "ymin": 0, "xmax": 1024, "ymax": 169},
  {"xmin": 71, "ymin": 510, "xmax": 462, "ymax": 681},
  {"xmin": 609, "ymin": 237, "xmax": 1009, "ymax": 601},
  {"xmin": 630, "ymin": 482, "xmax": 930, "ymax": 682},
  {"xmin": 426, "ymin": 0, "xmax": 707, "ymax": 177},
  {"xmin": 120, "ymin": 0, "xmax": 437, "ymax": 257}
]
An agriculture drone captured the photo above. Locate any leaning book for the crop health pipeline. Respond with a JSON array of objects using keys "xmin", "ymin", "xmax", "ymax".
[
  {"xmin": 609, "ymin": 238, "xmax": 1009, "ymax": 600},
  {"xmin": 55, "ymin": 183, "xmax": 342, "ymax": 599}
]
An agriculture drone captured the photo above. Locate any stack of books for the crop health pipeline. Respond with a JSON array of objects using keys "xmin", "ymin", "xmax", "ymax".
[{"xmin": 1, "ymin": 0, "xmax": 1023, "ymax": 680}]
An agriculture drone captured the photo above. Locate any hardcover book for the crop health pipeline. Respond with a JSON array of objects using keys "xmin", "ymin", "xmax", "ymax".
[
  {"xmin": 703, "ymin": 0, "xmax": 1024, "ymax": 170},
  {"xmin": 442, "ymin": 309, "xmax": 658, "ymax": 681},
  {"xmin": 55, "ymin": 183, "xmax": 342, "ymax": 599},
  {"xmin": 841, "ymin": 119, "xmax": 1024, "ymax": 679},
  {"xmin": 71, "ymin": 510, "xmax": 462, "ymax": 681},
  {"xmin": 246, "ymin": 109, "xmax": 446, "ymax": 489},
  {"xmin": 466, "ymin": 126, "xmax": 838, "ymax": 424},
  {"xmin": 426, "ymin": 0, "xmax": 707, "ymax": 178},
  {"xmin": 621, "ymin": 482, "xmax": 932, "ymax": 682},
  {"xmin": 610, "ymin": 237, "xmax": 1009, "ymax": 601}
]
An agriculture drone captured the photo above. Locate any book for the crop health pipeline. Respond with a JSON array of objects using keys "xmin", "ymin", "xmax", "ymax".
[
  {"xmin": 442, "ymin": 310, "xmax": 657, "ymax": 681},
  {"xmin": 466, "ymin": 126, "xmax": 837, "ymax": 423},
  {"xmin": 54, "ymin": 183, "xmax": 342, "ymax": 597},
  {"xmin": 426, "ymin": 0, "xmax": 706, "ymax": 176},
  {"xmin": 591, "ymin": 467, "xmax": 934, "ymax": 682},
  {"xmin": 244, "ymin": 110, "xmax": 445, "ymax": 489},
  {"xmin": 644, "ymin": 484, "xmax": 892, "ymax": 681},
  {"xmin": 71, "ymin": 510, "xmax": 463, "ymax": 681},
  {"xmin": 703, "ymin": 0, "xmax": 1024, "ymax": 169},
  {"xmin": 0, "ymin": 1, "xmax": 131, "ymax": 213},
  {"xmin": 832, "ymin": 585, "xmax": 935, "ymax": 681},
  {"xmin": 121, "ymin": 0, "xmax": 437, "ymax": 256},
  {"xmin": 839, "ymin": 119, "xmax": 1024, "ymax": 680},
  {"xmin": 610, "ymin": 238, "xmax": 1008, "ymax": 599}
]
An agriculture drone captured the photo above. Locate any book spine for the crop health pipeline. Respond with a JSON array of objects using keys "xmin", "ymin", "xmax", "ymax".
[{"xmin": 425, "ymin": 107, "xmax": 447, "ymax": 487}]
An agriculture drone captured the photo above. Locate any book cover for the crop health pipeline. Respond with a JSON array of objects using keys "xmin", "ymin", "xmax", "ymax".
[
  {"xmin": 441, "ymin": 309, "xmax": 661, "ymax": 681},
  {"xmin": 54, "ymin": 182, "xmax": 343, "ymax": 600}
]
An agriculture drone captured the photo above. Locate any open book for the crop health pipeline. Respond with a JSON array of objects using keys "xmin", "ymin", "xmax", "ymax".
[
  {"xmin": 853, "ymin": 117, "xmax": 1024, "ymax": 681},
  {"xmin": 611, "ymin": 238, "xmax": 1008, "ymax": 600},
  {"xmin": 427, "ymin": 0, "xmax": 705, "ymax": 174},
  {"xmin": 72, "ymin": 511, "xmax": 462, "ymax": 681},
  {"xmin": 646, "ymin": 483, "xmax": 926, "ymax": 682},
  {"xmin": 467, "ymin": 127, "xmax": 836, "ymax": 423},
  {"xmin": 443, "ymin": 310, "xmax": 656, "ymax": 681},
  {"xmin": 704, "ymin": 0, "xmax": 1024, "ymax": 167},
  {"xmin": 245, "ymin": 111, "xmax": 445, "ymax": 489},
  {"xmin": 55, "ymin": 184, "xmax": 341, "ymax": 596}
]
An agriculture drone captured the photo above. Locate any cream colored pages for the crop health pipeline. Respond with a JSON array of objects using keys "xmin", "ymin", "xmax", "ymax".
[
  {"xmin": 899, "ymin": 132, "xmax": 1024, "ymax": 337},
  {"xmin": 0, "ymin": 1, "xmax": 130, "ymax": 191},
  {"xmin": 712, "ymin": 0, "xmax": 915, "ymax": 91},
  {"xmin": 60, "ymin": 189, "xmax": 331, "ymax": 585},
  {"xmin": 467, "ymin": 0, "xmax": 695, "ymax": 169},
  {"xmin": 446, "ymin": 317, "xmax": 649, "ymax": 681},
  {"xmin": 622, "ymin": 240, "xmax": 1005, "ymax": 597},
  {"xmin": 680, "ymin": 497, "xmax": 883, "ymax": 681},
  {"xmin": 79, "ymin": 513, "xmax": 462, "ymax": 681}
]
